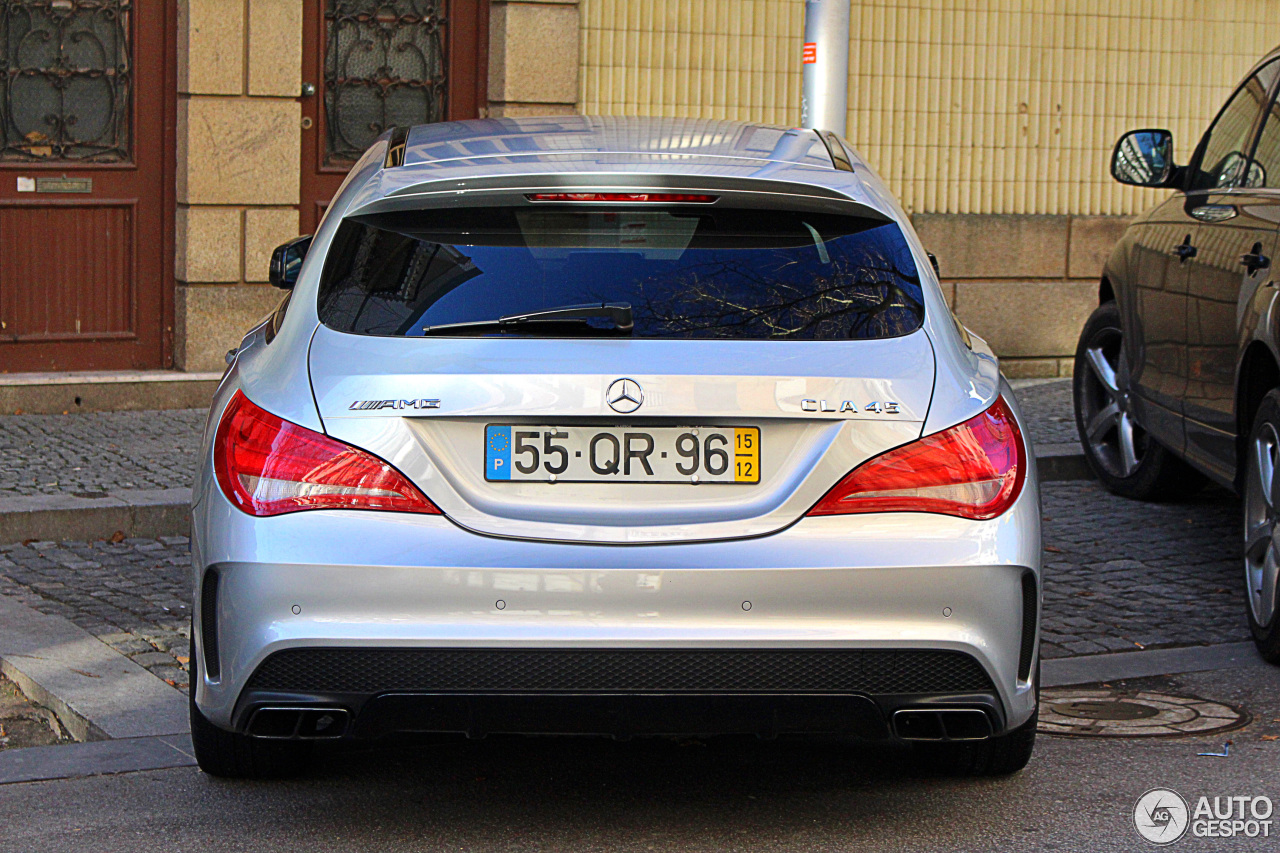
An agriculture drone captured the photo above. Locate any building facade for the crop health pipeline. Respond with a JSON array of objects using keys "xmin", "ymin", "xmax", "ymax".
[{"xmin": 0, "ymin": 0, "xmax": 1275, "ymax": 376}]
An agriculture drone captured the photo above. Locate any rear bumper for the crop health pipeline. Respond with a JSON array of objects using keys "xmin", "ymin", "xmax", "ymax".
[
  {"xmin": 233, "ymin": 646, "xmax": 1006, "ymax": 740},
  {"xmin": 191, "ymin": 470, "xmax": 1041, "ymax": 738}
]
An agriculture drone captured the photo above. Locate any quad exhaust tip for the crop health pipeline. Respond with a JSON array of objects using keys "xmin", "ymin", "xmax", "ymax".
[
  {"xmin": 247, "ymin": 706, "xmax": 350, "ymax": 739},
  {"xmin": 892, "ymin": 708, "xmax": 993, "ymax": 741}
]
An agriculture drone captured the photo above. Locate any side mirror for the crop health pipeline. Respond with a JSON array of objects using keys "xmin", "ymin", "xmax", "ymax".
[
  {"xmin": 1111, "ymin": 129, "xmax": 1177, "ymax": 187},
  {"xmin": 269, "ymin": 235, "xmax": 313, "ymax": 290}
]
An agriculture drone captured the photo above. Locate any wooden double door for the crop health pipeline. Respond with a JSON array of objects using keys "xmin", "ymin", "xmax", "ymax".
[
  {"xmin": 0, "ymin": 0, "xmax": 173, "ymax": 372},
  {"xmin": 299, "ymin": 0, "xmax": 489, "ymax": 234}
]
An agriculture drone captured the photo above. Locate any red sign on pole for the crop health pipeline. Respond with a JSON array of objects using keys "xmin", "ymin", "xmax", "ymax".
[{"xmin": 802, "ymin": 42, "xmax": 817, "ymax": 64}]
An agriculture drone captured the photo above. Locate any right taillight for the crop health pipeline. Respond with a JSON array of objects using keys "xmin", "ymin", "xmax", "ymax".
[
  {"xmin": 807, "ymin": 395, "xmax": 1025, "ymax": 520},
  {"xmin": 214, "ymin": 390, "xmax": 441, "ymax": 517}
]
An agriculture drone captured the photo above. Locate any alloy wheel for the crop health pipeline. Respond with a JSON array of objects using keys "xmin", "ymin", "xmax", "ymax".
[
  {"xmin": 1245, "ymin": 421, "xmax": 1280, "ymax": 628},
  {"xmin": 1078, "ymin": 327, "xmax": 1147, "ymax": 478}
]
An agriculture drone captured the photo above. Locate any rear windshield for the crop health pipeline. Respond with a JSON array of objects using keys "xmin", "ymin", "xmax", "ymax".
[{"xmin": 317, "ymin": 206, "xmax": 925, "ymax": 340}]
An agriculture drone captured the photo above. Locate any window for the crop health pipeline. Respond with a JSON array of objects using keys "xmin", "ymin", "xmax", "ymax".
[
  {"xmin": 1249, "ymin": 72, "xmax": 1280, "ymax": 189},
  {"xmin": 1192, "ymin": 59, "xmax": 1280, "ymax": 191},
  {"xmin": 318, "ymin": 206, "xmax": 925, "ymax": 341}
]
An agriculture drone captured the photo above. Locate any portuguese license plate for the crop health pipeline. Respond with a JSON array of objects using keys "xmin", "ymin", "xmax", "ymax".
[{"xmin": 485, "ymin": 425, "xmax": 760, "ymax": 484}]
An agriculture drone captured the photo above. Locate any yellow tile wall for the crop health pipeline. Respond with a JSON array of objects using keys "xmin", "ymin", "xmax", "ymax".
[{"xmin": 579, "ymin": 0, "xmax": 1280, "ymax": 215}]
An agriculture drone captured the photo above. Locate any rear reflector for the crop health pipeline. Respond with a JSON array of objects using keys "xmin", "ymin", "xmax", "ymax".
[
  {"xmin": 525, "ymin": 192, "xmax": 718, "ymax": 203},
  {"xmin": 807, "ymin": 396, "xmax": 1025, "ymax": 520},
  {"xmin": 214, "ymin": 391, "xmax": 441, "ymax": 517}
]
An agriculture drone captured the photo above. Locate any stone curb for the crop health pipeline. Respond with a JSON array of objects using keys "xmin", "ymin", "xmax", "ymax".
[
  {"xmin": 1034, "ymin": 443, "xmax": 1094, "ymax": 482},
  {"xmin": 0, "ymin": 488, "xmax": 192, "ymax": 543},
  {"xmin": 1041, "ymin": 641, "xmax": 1265, "ymax": 687},
  {"xmin": 0, "ymin": 594, "xmax": 189, "ymax": 743},
  {"xmin": 0, "ymin": 734, "xmax": 195, "ymax": 786}
]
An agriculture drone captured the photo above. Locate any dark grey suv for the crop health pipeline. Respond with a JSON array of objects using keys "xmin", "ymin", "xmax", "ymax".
[{"xmin": 1076, "ymin": 47, "xmax": 1280, "ymax": 663}]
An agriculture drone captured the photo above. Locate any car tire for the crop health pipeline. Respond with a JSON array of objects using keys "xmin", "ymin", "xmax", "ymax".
[
  {"xmin": 1073, "ymin": 301, "xmax": 1205, "ymax": 500},
  {"xmin": 1243, "ymin": 389, "xmax": 1280, "ymax": 664},
  {"xmin": 188, "ymin": 640, "xmax": 312, "ymax": 779}
]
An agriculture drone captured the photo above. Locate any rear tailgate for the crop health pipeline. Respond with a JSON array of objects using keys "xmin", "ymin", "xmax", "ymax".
[{"xmin": 309, "ymin": 325, "xmax": 934, "ymax": 544}]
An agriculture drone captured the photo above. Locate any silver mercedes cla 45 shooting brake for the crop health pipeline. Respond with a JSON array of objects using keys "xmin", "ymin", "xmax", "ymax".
[{"xmin": 190, "ymin": 117, "xmax": 1041, "ymax": 778}]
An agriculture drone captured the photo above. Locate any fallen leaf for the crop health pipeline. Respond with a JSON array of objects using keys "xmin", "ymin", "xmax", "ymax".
[
  {"xmin": 109, "ymin": 531, "xmax": 125, "ymax": 544},
  {"xmin": 69, "ymin": 669, "xmax": 100, "ymax": 679},
  {"xmin": 1044, "ymin": 546, "xmax": 1063, "ymax": 553},
  {"xmin": 1261, "ymin": 735, "xmax": 1279, "ymax": 741},
  {"xmin": 175, "ymin": 655, "xmax": 190, "ymax": 665}
]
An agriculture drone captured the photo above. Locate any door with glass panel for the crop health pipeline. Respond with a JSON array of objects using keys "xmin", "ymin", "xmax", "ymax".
[
  {"xmin": 0, "ymin": 0, "xmax": 172, "ymax": 371},
  {"xmin": 299, "ymin": 0, "xmax": 489, "ymax": 235}
]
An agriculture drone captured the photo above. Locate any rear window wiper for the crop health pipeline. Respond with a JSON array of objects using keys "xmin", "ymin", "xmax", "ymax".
[{"xmin": 421, "ymin": 302, "xmax": 634, "ymax": 336}]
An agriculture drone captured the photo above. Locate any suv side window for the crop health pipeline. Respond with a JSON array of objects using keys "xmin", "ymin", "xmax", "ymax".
[
  {"xmin": 1250, "ymin": 66, "xmax": 1280, "ymax": 188},
  {"xmin": 1192, "ymin": 59, "xmax": 1280, "ymax": 191}
]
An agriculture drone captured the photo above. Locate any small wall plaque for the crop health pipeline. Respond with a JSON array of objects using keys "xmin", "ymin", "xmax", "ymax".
[
  {"xmin": 36, "ymin": 176, "xmax": 92, "ymax": 193},
  {"xmin": 16, "ymin": 177, "xmax": 35, "ymax": 192}
]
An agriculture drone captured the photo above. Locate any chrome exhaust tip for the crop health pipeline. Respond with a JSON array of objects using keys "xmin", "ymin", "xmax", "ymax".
[
  {"xmin": 247, "ymin": 706, "xmax": 350, "ymax": 739},
  {"xmin": 892, "ymin": 708, "xmax": 993, "ymax": 741}
]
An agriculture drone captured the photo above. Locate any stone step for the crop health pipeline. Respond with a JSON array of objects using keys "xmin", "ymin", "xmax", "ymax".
[{"xmin": 0, "ymin": 370, "xmax": 221, "ymax": 415}]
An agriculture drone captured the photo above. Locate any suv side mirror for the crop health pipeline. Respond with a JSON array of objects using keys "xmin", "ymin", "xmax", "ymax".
[
  {"xmin": 1111, "ymin": 129, "xmax": 1177, "ymax": 187},
  {"xmin": 269, "ymin": 235, "xmax": 313, "ymax": 289}
]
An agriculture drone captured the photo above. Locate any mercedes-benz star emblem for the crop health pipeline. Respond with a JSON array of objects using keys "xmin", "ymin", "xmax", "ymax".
[{"xmin": 606, "ymin": 378, "xmax": 644, "ymax": 414}]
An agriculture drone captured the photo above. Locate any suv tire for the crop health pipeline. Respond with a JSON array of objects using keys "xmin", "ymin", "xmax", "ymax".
[{"xmin": 1073, "ymin": 301, "xmax": 1205, "ymax": 500}]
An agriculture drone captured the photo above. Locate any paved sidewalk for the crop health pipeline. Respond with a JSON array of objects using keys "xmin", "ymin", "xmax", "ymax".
[
  {"xmin": 1011, "ymin": 379, "xmax": 1076, "ymax": 447},
  {"xmin": 0, "ymin": 409, "xmax": 205, "ymax": 498},
  {"xmin": 0, "ymin": 538, "xmax": 192, "ymax": 693}
]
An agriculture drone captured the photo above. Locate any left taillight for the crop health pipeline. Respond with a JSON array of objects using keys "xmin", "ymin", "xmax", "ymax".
[
  {"xmin": 806, "ymin": 395, "xmax": 1026, "ymax": 521},
  {"xmin": 213, "ymin": 390, "xmax": 441, "ymax": 517}
]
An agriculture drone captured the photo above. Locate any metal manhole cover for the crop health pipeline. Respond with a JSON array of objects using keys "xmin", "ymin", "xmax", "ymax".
[{"xmin": 1039, "ymin": 689, "xmax": 1248, "ymax": 737}]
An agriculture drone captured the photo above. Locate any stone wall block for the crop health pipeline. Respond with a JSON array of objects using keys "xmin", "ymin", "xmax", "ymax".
[
  {"xmin": 244, "ymin": 208, "xmax": 302, "ymax": 283},
  {"xmin": 175, "ymin": 285, "xmax": 286, "ymax": 372},
  {"xmin": 1069, "ymin": 215, "xmax": 1132, "ymax": 279},
  {"xmin": 178, "ymin": 0, "xmax": 245, "ymax": 95},
  {"xmin": 179, "ymin": 99, "xmax": 301, "ymax": 205},
  {"xmin": 175, "ymin": 206, "xmax": 242, "ymax": 283},
  {"xmin": 490, "ymin": 2, "xmax": 580, "ymax": 105},
  {"xmin": 913, "ymin": 214, "xmax": 1069, "ymax": 280},
  {"xmin": 248, "ymin": 0, "xmax": 303, "ymax": 97},
  {"xmin": 953, "ymin": 280, "xmax": 1096, "ymax": 359}
]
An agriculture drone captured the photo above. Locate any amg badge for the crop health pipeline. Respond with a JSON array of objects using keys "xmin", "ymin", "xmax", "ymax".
[{"xmin": 348, "ymin": 399, "xmax": 441, "ymax": 411}]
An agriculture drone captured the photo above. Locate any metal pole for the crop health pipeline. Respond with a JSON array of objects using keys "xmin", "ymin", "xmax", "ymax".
[{"xmin": 799, "ymin": 0, "xmax": 850, "ymax": 137}]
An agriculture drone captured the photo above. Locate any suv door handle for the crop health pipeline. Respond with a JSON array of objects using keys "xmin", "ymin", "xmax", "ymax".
[
  {"xmin": 1173, "ymin": 235, "xmax": 1198, "ymax": 261},
  {"xmin": 1241, "ymin": 242, "xmax": 1271, "ymax": 274}
]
